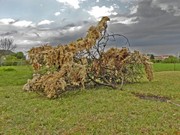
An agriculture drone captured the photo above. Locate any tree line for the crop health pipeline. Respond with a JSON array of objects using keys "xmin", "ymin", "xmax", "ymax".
[
  {"xmin": 0, "ymin": 37, "xmax": 26, "ymax": 66},
  {"xmin": 148, "ymin": 54, "xmax": 180, "ymax": 63}
]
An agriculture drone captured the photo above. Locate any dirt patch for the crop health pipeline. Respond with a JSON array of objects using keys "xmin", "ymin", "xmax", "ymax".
[{"xmin": 132, "ymin": 92, "xmax": 171, "ymax": 102}]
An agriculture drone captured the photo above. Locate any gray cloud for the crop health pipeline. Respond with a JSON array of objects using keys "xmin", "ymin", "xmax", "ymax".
[
  {"xmin": 0, "ymin": 20, "xmax": 94, "ymax": 52},
  {"xmin": 136, "ymin": 0, "xmax": 166, "ymax": 18},
  {"xmin": 153, "ymin": 0, "xmax": 180, "ymax": 16},
  {"xmin": 0, "ymin": 30, "xmax": 18, "ymax": 36},
  {"xmin": 108, "ymin": 0, "xmax": 180, "ymax": 55}
]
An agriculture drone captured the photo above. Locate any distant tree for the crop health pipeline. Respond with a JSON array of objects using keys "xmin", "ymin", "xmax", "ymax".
[
  {"xmin": 5, "ymin": 55, "xmax": 18, "ymax": 61},
  {"xmin": 163, "ymin": 56, "xmax": 179, "ymax": 63},
  {"xmin": 150, "ymin": 54, "xmax": 154, "ymax": 60},
  {"xmin": 0, "ymin": 38, "xmax": 17, "ymax": 66},
  {"xmin": 14, "ymin": 52, "xmax": 25, "ymax": 59},
  {"xmin": 0, "ymin": 38, "xmax": 16, "ymax": 51},
  {"xmin": 3, "ymin": 55, "xmax": 18, "ymax": 66}
]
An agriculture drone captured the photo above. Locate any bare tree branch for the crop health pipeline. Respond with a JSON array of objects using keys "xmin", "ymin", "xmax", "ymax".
[{"xmin": 0, "ymin": 38, "xmax": 17, "ymax": 51}]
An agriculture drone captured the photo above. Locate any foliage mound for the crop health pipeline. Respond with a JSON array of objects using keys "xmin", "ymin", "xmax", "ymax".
[{"xmin": 23, "ymin": 16, "xmax": 153, "ymax": 98}]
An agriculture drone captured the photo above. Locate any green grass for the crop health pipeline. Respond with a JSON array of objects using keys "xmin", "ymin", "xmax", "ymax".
[
  {"xmin": 0, "ymin": 66, "xmax": 33, "ymax": 86},
  {"xmin": 153, "ymin": 63, "xmax": 180, "ymax": 72},
  {"xmin": 0, "ymin": 65, "xmax": 180, "ymax": 134}
]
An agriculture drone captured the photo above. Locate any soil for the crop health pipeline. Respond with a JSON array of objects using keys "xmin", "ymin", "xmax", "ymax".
[{"xmin": 131, "ymin": 92, "xmax": 171, "ymax": 102}]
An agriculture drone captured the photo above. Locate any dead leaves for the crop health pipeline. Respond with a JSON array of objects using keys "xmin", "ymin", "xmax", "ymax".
[{"xmin": 23, "ymin": 16, "xmax": 153, "ymax": 98}]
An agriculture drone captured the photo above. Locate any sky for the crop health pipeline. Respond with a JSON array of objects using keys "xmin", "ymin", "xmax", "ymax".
[{"xmin": 0, "ymin": 0, "xmax": 180, "ymax": 56}]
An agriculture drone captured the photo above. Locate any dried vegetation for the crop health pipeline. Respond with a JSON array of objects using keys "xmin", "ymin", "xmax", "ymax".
[{"xmin": 23, "ymin": 16, "xmax": 153, "ymax": 98}]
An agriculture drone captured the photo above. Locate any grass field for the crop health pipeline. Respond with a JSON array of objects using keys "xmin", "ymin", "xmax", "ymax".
[
  {"xmin": 0, "ymin": 64, "xmax": 180, "ymax": 134},
  {"xmin": 153, "ymin": 63, "xmax": 180, "ymax": 72}
]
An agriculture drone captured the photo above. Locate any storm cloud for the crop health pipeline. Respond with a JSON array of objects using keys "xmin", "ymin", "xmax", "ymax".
[{"xmin": 109, "ymin": 0, "xmax": 180, "ymax": 55}]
